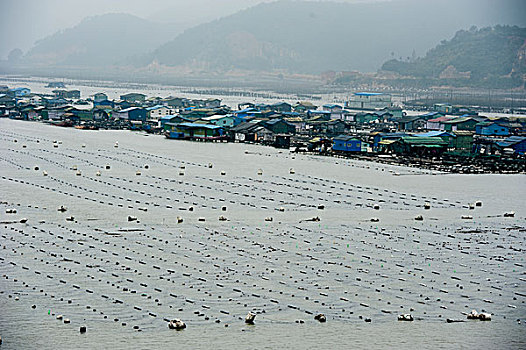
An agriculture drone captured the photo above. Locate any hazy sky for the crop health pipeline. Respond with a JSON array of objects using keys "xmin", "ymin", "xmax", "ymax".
[{"xmin": 0, "ymin": 0, "xmax": 383, "ymax": 59}]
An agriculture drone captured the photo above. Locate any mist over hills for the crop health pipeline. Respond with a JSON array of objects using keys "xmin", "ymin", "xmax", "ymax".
[
  {"xmin": 23, "ymin": 13, "xmax": 179, "ymax": 67},
  {"xmin": 5, "ymin": 0, "xmax": 526, "ymax": 89},
  {"xmin": 380, "ymin": 25, "xmax": 526, "ymax": 88},
  {"xmin": 147, "ymin": 0, "xmax": 526, "ymax": 73}
]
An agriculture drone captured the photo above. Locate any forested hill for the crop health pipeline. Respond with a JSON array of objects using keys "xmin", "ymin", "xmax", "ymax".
[
  {"xmin": 380, "ymin": 26, "xmax": 526, "ymax": 87},
  {"xmin": 145, "ymin": 0, "xmax": 526, "ymax": 74}
]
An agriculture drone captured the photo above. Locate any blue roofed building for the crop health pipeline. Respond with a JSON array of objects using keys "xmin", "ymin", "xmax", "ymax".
[
  {"xmin": 497, "ymin": 136, "xmax": 526, "ymax": 155},
  {"xmin": 475, "ymin": 122, "xmax": 510, "ymax": 136},
  {"xmin": 347, "ymin": 92, "xmax": 392, "ymax": 110},
  {"xmin": 332, "ymin": 135, "xmax": 366, "ymax": 152},
  {"xmin": 11, "ymin": 87, "xmax": 31, "ymax": 97}
]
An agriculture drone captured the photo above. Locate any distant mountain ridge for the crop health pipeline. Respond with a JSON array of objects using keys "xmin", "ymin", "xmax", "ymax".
[
  {"xmin": 145, "ymin": 0, "xmax": 526, "ymax": 74},
  {"xmin": 24, "ymin": 13, "xmax": 180, "ymax": 67}
]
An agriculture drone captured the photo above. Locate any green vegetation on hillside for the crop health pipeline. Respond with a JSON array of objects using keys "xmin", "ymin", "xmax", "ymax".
[
  {"xmin": 381, "ymin": 25, "xmax": 526, "ymax": 88},
  {"xmin": 148, "ymin": 0, "xmax": 526, "ymax": 74}
]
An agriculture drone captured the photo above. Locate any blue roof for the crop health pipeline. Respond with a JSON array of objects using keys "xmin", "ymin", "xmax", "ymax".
[
  {"xmin": 236, "ymin": 107, "xmax": 256, "ymax": 114},
  {"xmin": 419, "ymin": 112, "xmax": 441, "ymax": 117},
  {"xmin": 354, "ymin": 92, "xmax": 383, "ymax": 96},
  {"xmin": 146, "ymin": 105, "xmax": 165, "ymax": 111},
  {"xmin": 497, "ymin": 136, "xmax": 526, "ymax": 147},
  {"xmin": 308, "ymin": 110, "xmax": 330, "ymax": 115},
  {"xmin": 323, "ymin": 104, "xmax": 342, "ymax": 109},
  {"xmin": 178, "ymin": 122, "xmax": 223, "ymax": 130},
  {"xmin": 333, "ymin": 135, "xmax": 359, "ymax": 141},
  {"xmin": 414, "ymin": 131, "xmax": 455, "ymax": 138}
]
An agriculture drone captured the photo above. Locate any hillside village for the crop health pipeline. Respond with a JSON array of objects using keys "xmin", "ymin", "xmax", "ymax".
[{"xmin": 1, "ymin": 84, "xmax": 525, "ymax": 173}]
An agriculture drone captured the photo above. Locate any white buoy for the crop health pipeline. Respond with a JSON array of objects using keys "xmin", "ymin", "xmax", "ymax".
[
  {"xmin": 398, "ymin": 314, "xmax": 413, "ymax": 321},
  {"xmin": 168, "ymin": 319, "xmax": 186, "ymax": 330},
  {"xmin": 245, "ymin": 312, "xmax": 256, "ymax": 325},
  {"xmin": 114, "ymin": 141, "xmax": 119, "ymax": 148},
  {"xmin": 96, "ymin": 171, "xmax": 101, "ymax": 176}
]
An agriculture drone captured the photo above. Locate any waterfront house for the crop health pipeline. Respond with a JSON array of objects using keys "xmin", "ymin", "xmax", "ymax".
[
  {"xmin": 237, "ymin": 102, "xmax": 255, "ymax": 110},
  {"xmin": 204, "ymin": 99, "xmax": 222, "ymax": 108},
  {"xmin": 263, "ymin": 118, "xmax": 296, "ymax": 134},
  {"xmin": 323, "ymin": 104, "xmax": 344, "ymax": 120},
  {"xmin": 332, "ymin": 135, "xmax": 364, "ymax": 152},
  {"xmin": 93, "ymin": 108, "xmax": 112, "ymax": 120},
  {"xmin": 452, "ymin": 130, "xmax": 474, "ymax": 151},
  {"xmin": 0, "ymin": 94, "xmax": 15, "ymax": 107},
  {"xmin": 270, "ymin": 102, "xmax": 292, "ymax": 113},
  {"xmin": 11, "ymin": 87, "xmax": 31, "ymax": 97},
  {"xmin": 163, "ymin": 97, "xmax": 188, "ymax": 108},
  {"xmin": 414, "ymin": 131, "xmax": 455, "ymax": 149},
  {"xmin": 347, "ymin": 92, "xmax": 392, "ymax": 110},
  {"xmin": 120, "ymin": 93, "xmax": 146, "ymax": 103},
  {"xmin": 475, "ymin": 122, "xmax": 510, "ymax": 136},
  {"xmin": 372, "ymin": 132, "xmax": 409, "ymax": 151},
  {"xmin": 166, "ymin": 122, "xmax": 226, "ymax": 141},
  {"xmin": 20, "ymin": 106, "xmax": 44, "ymax": 120},
  {"xmin": 93, "ymin": 92, "xmax": 108, "ymax": 103},
  {"xmin": 496, "ymin": 136, "xmax": 526, "ymax": 155},
  {"xmin": 113, "ymin": 107, "xmax": 147, "ymax": 122},
  {"xmin": 426, "ymin": 115, "xmax": 449, "ymax": 130},
  {"xmin": 434, "ymin": 103, "xmax": 452, "ymax": 114},
  {"xmin": 390, "ymin": 136, "xmax": 448, "ymax": 156},
  {"xmin": 396, "ymin": 115, "xmax": 427, "ymax": 131},
  {"xmin": 29, "ymin": 95, "xmax": 43, "ymax": 105},
  {"xmin": 45, "ymin": 106, "xmax": 71, "ymax": 120},
  {"xmin": 354, "ymin": 111, "xmax": 381, "ymax": 124},
  {"xmin": 230, "ymin": 120, "xmax": 265, "ymax": 142},
  {"xmin": 200, "ymin": 114, "xmax": 239, "ymax": 128},
  {"xmin": 161, "ymin": 115, "xmax": 192, "ymax": 130},
  {"xmin": 146, "ymin": 105, "xmax": 174, "ymax": 122},
  {"xmin": 441, "ymin": 116, "xmax": 480, "ymax": 131},
  {"xmin": 284, "ymin": 116, "xmax": 306, "ymax": 133},
  {"xmin": 94, "ymin": 99, "xmax": 115, "ymax": 108},
  {"xmin": 307, "ymin": 110, "xmax": 331, "ymax": 121},
  {"xmin": 294, "ymin": 101, "xmax": 318, "ymax": 113}
]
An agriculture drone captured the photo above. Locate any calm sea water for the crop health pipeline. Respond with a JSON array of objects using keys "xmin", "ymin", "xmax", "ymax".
[{"xmin": 0, "ymin": 119, "xmax": 525, "ymax": 349}]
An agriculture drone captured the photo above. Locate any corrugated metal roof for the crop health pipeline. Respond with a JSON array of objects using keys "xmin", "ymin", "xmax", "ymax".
[
  {"xmin": 414, "ymin": 131, "xmax": 454, "ymax": 138},
  {"xmin": 400, "ymin": 136, "xmax": 448, "ymax": 145},
  {"xmin": 178, "ymin": 122, "xmax": 223, "ymax": 129},
  {"xmin": 354, "ymin": 92, "xmax": 384, "ymax": 96}
]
